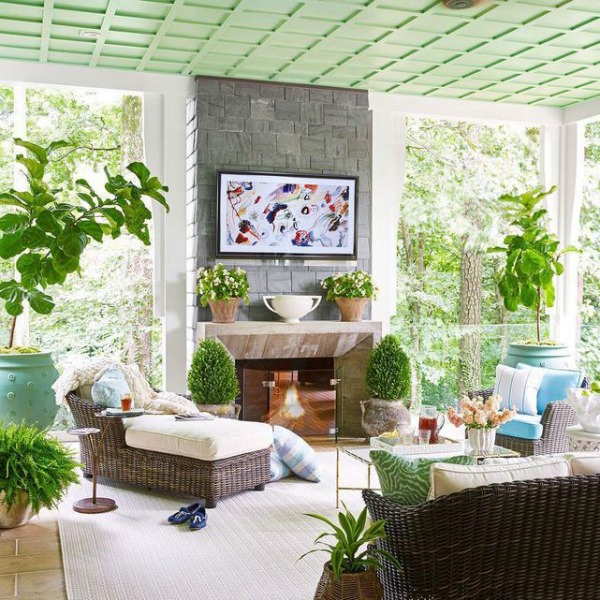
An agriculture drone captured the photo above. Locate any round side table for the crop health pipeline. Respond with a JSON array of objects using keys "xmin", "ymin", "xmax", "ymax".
[
  {"xmin": 69, "ymin": 410, "xmax": 143, "ymax": 514},
  {"xmin": 566, "ymin": 425, "xmax": 600, "ymax": 452}
]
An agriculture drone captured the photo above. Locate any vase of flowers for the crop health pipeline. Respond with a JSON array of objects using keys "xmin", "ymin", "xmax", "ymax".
[
  {"xmin": 321, "ymin": 271, "xmax": 377, "ymax": 322},
  {"xmin": 197, "ymin": 264, "xmax": 250, "ymax": 323},
  {"xmin": 447, "ymin": 395, "xmax": 516, "ymax": 454}
]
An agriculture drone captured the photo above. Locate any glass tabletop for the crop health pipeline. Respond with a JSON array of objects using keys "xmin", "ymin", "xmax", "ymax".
[{"xmin": 340, "ymin": 443, "xmax": 519, "ymax": 465}]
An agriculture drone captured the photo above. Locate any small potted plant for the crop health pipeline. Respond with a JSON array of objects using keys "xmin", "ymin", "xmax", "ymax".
[
  {"xmin": 188, "ymin": 338, "xmax": 240, "ymax": 418},
  {"xmin": 321, "ymin": 271, "xmax": 377, "ymax": 322},
  {"xmin": 362, "ymin": 334, "xmax": 411, "ymax": 437},
  {"xmin": 488, "ymin": 187, "xmax": 578, "ymax": 368},
  {"xmin": 567, "ymin": 381, "xmax": 600, "ymax": 433},
  {"xmin": 197, "ymin": 263, "xmax": 250, "ymax": 323},
  {"xmin": 447, "ymin": 395, "xmax": 516, "ymax": 453},
  {"xmin": 0, "ymin": 422, "xmax": 80, "ymax": 528},
  {"xmin": 0, "ymin": 139, "xmax": 168, "ymax": 428},
  {"xmin": 301, "ymin": 503, "xmax": 400, "ymax": 600}
]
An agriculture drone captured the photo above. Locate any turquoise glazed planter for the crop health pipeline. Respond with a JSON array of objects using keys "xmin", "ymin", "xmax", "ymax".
[
  {"xmin": 0, "ymin": 352, "xmax": 59, "ymax": 429},
  {"xmin": 503, "ymin": 343, "xmax": 574, "ymax": 370}
]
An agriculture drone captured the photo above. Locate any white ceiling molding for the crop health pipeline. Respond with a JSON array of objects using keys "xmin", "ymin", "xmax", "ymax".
[
  {"xmin": 369, "ymin": 91, "xmax": 563, "ymax": 126},
  {"xmin": 0, "ymin": 58, "xmax": 194, "ymax": 96}
]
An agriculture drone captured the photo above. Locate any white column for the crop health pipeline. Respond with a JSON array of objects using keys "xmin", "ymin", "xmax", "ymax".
[
  {"xmin": 541, "ymin": 123, "xmax": 584, "ymax": 350},
  {"xmin": 370, "ymin": 102, "xmax": 406, "ymax": 332},
  {"xmin": 144, "ymin": 92, "xmax": 188, "ymax": 392}
]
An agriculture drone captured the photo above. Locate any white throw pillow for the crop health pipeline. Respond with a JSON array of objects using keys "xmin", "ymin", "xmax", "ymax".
[
  {"xmin": 566, "ymin": 452, "xmax": 600, "ymax": 476},
  {"xmin": 429, "ymin": 457, "xmax": 570, "ymax": 500},
  {"xmin": 493, "ymin": 364, "xmax": 543, "ymax": 416}
]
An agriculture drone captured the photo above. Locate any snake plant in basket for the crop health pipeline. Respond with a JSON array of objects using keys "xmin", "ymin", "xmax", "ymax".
[{"xmin": 301, "ymin": 503, "xmax": 400, "ymax": 600}]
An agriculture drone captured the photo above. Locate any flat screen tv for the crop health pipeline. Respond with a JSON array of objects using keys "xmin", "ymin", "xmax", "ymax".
[{"xmin": 216, "ymin": 171, "xmax": 357, "ymax": 259}]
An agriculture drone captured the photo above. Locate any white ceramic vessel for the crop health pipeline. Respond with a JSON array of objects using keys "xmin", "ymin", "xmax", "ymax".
[
  {"xmin": 567, "ymin": 388, "xmax": 600, "ymax": 433},
  {"xmin": 263, "ymin": 295, "xmax": 321, "ymax": 323}
]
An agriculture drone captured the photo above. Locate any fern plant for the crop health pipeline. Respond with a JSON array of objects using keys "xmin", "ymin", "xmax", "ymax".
[
  {"xmin": 366, "ymin": 335, "xmax": 411, "ymax": 401},
  {"xmin": 300, "ymin": 503, "xmax": 401, "ymax": 580},
  {"xmin": 0, "ymin": 422, "xmax": 80, "ymax": 513},
  {"xmin": 188, "ymin": 339, "xmax": 239, "ymax": 405}
]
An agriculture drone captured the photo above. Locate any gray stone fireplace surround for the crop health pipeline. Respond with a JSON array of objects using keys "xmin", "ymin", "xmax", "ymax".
[{"xmin": 187, "ymin": 76, "xmax": 373, "ymax": 330}]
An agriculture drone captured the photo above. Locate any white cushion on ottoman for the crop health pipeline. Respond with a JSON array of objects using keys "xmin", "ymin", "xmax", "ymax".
[{"xmin": 124, "ymin": 415, "xmax": 273, "ymax": 461}]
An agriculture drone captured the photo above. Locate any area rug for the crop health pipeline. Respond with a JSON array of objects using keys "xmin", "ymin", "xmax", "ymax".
[{"xmin": 58, "ymin": 451, "xmax": 374, "ymax": 600}]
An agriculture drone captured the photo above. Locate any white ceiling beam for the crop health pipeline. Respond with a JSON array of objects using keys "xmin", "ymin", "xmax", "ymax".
[
  {"xmin": 369, "ymin": 91, "xmax": 563, "ymax": 126},
  {"xmin": 563, "ymin": 97, "xmax": 600, "ymax": 125},
  {"xmin": 0, "ymin": 58, "xmax": 194, "ymax": 96}
]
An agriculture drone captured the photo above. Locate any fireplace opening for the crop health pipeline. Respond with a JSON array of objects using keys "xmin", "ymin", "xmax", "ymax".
[{"xmin": 236, "ymin": 358, "xmax": 338, "ymax": 438}]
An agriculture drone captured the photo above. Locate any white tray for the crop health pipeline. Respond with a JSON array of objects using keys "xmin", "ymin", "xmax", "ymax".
[{"xmin": 370, "ymin": 436, "xmax": 464, "ymax": 455}]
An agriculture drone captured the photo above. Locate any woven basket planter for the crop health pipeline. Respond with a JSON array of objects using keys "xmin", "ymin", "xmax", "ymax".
[
  {"xmin": 335, "ymin": 298, "xmax": 368, "ymax": 322},
  {"xmin": 208, "ymin": 298, "xmax": 240, "ymax": 323},
  {"xmin": 314, "ymin": 565, "xmax": 383, "ymax": 600}
]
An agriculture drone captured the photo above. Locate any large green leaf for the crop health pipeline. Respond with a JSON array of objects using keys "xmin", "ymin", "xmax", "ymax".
[
  {"xmin": 28, "ymin": 290, "xmax": 55, "ymax": 315},
  {"xmin": 520, "ymin": 249, "xmax": 546, "ymax": 275},
  {"xmin": 0, "ymin": 232, "xmax": 24, "ymax": 259},
  {"xmin": 127, "ymin": 162, "xmax": 150, "ymax": 186},
  {"xmin": 16, "ymin": 156, "xmax": 45, "ymax": 180},
  {"xmin": 16, "ymin": 253, "xmax": 42, "ymax": 276},
  {"xmin": 0, "ymin": 214, "xmax": 28, "ymax": 233},
  {"xmin": 14, "ymin": 138, "xmax": 48, "ymax": 164},
  {"xmin": 57, "ymin": 227, "xmax": 87, "ymax": 257},
  {"xmin": 21, "ymin": 227, "xmax": 48, "ymax": 249},
  {"xmin": 36, "ymin": 210, "xmax": 62, "ymax": 237},
  {"xmin": 77, "ymin": 219, "xmax": 103, "ymax": 242},
  {"xmin": 520, "ymin": 285, "xmax": 537, "ymax": 308}
]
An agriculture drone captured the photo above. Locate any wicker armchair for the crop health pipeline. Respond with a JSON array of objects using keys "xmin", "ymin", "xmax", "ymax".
[
  {"xmin": 364, "ymin": 475, "xmax": 600, "ymax": 600},
  {"xmin": 66, "ymin": 391, "xmax": 270, "ymax": 508},
  {"xmin": 467, "ymin": 388, "xmax": 577, "ymax": 456}
]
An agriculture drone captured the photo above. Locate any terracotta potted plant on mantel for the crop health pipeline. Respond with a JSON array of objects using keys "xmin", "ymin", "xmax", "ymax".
[
  {"xmin": 197, "ymin": 263, "xmax": 250, "ymax": 323},
  {"xmin": 321, "ymin": 271, "xmax": 377, "ymax": 322},
  {"xmin": 362, "ymin": 334, "xmax": 411, "ymax": 437}
]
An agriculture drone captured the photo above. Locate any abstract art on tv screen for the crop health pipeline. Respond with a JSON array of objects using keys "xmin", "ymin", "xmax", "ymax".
[{"xmin": 217, "ymin": 171, "xmax": 357, "ymax": 259}]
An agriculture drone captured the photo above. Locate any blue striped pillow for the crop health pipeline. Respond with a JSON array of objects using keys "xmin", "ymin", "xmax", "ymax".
[
  {"xmin": 269, "ymin": 452, "xmax": 291, "ymax": 482},
  {"xmin": 273, "ymin": 426, "xmax": 321, "ymax": 482},
  {"xmin": 493, "ymin": 364, "xmax": 543, "ymax": 416}
]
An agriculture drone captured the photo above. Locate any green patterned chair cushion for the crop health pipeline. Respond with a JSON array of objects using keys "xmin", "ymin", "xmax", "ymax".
[{"xmin": 370, "ymin": 450, "xmax": 476, "ymax": 506}]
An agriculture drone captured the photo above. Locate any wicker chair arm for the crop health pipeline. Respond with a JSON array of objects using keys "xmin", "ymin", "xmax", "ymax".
[
  {"xmin": 539, "ymin": 400, "xmax": 577, "ymax": 441},
  {"xmin": 466, "ymin": 388, "xmax": 494, "ymax": 400}
]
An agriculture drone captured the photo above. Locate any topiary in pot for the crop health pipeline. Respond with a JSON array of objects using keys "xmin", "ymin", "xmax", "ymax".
[
  {"xmin": 361, "ymin": 335, "xmax": 412, "ymax": 437},
  {"xmin": 0, "ymin": 421, "xmax": 80, "ymax": 528},
  {"xmin": 188, "ymin": 339, "xmax": 240, "ymax": 418},
  {"xmin": 0, "ymin": 138, "xmax": 168, "ymax": 428}
]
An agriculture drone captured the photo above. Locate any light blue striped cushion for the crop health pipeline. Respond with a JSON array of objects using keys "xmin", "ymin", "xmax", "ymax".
[
  {"xmin": 493, "ymin": 364, "xmax": 543, "ymax": 416},
  {"xmin": 273, "ymin": 425, "xmax": 321, "ymax": 482},
  {"xmin": 269, "ymin": 452, "xmax": 292, "ymax": 482}
]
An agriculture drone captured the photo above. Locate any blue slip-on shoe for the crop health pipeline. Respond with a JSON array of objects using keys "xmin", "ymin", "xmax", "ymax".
[
  {"xmin": 168, "ymin": 502, "xmax": 202, "ymax": 524},
  {"xmin": 189, "ymin": 506, "xmax": 207, "ymax": 530}
]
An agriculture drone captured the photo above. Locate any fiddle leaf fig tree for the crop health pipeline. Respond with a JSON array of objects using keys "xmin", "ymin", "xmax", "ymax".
[
  {"xmin": 0, "ymin": 138, "xmax": 169, "ymax": 347},
  {"xmin": 488, "ymin": 187, "xmax": 578, "ymax": 344}
]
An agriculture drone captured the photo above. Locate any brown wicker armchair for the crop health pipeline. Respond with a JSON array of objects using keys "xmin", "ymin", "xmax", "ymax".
[
  {"xmin": 364, "ymin": 475, "xmax": 600, "ymax": 600},
  {"xmin": 66, "ymin": 391, "xmax": 270, "ymax": 508},
  {"xmin": 467, "ymin": 388, "xmax": 577, "ymax": 456}
]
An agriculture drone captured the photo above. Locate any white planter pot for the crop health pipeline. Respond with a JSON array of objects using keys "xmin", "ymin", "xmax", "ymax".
[
  {"xmin": 0, "ymin": 491, "xmax": 35, "ymax": 529},
  {"xmin": 468, "ymin": 428, "xmax": 497, "ymax": 454},
  {"xmin": 263, "ymin": 295, "xmax": 321, "ymax": 323},
  {"xmin": 567, "ymin": 388, "xmax": 600, "ymax": 433}
]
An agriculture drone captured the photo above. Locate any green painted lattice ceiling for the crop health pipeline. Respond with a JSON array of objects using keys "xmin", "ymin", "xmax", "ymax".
[{"xmin": 1, "ymin": 0, "xmax": 600, "ymax": 107}]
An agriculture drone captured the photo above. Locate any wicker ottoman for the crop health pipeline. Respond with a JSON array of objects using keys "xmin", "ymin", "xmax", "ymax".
[{"xmin": 67, "ymin": 393, "xmax": 272, "ymax": 508}]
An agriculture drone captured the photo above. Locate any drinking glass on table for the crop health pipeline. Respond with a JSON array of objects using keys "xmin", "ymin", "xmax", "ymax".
[
  {"xmin": 121, "ymin": 394, "xmax": 132, "ymax": 412},
  {"xmin": 418, "ymin": 429, "xmax": 431, "ymax": 445},
  {"xmin": 398, "ymin": 424, "xmax": 414, "ymax": 445}
]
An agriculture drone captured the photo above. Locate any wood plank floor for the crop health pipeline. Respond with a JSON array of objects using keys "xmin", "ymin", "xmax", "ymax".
[{"xmin": 0, "ymin": 510, "xmax": 66, "ymax": 600}]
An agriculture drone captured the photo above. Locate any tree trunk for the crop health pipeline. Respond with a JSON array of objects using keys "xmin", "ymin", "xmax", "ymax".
[
  {"xmin": 459, "ymin": 241, "xmax": 483, "ymax": 395},
  {"xmin": 494, "ymin": 274, "xmax": 510, "ymax": 361},
  {"xmin": 121, "ymin": 95, "xmax": 153, "ymax": 379},
  {"xmin": 401, "ymin": 221, "xmax": 423, "ymax": 408}
]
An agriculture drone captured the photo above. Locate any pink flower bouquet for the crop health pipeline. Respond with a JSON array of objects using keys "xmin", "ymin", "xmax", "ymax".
[{"xmin": 447, "ymin": 395, "xmax": 516, "ymax": 430}]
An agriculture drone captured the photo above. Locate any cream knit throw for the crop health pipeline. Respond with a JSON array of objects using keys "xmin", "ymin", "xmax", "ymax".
[{"xmin": 53, "ymin": 358, "xmax": 199, "ymax": 416}]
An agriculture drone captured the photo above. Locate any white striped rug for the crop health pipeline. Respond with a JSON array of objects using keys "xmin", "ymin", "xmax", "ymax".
[{"xmin": 58, "ymin": 451, "xmax": 373, "ymax": 600}]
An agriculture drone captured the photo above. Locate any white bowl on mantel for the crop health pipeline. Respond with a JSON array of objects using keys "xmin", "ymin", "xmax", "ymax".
[{"xmin": 263, "ymin": 295, "xmax": 321, "ymax": 323}]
